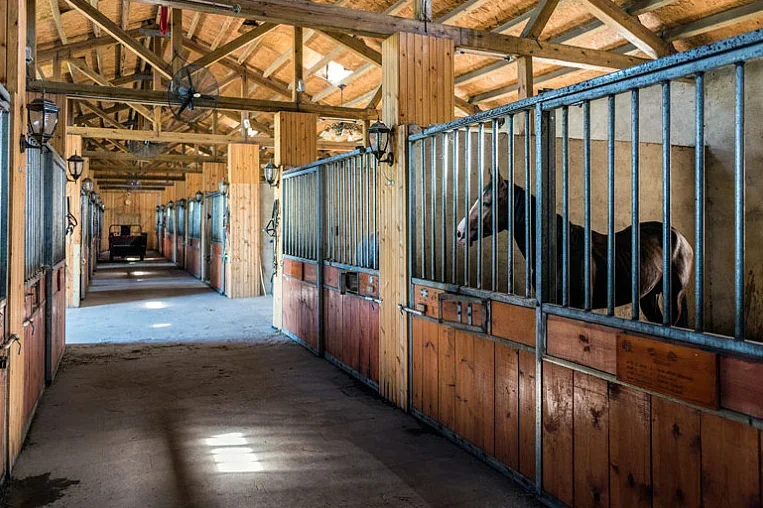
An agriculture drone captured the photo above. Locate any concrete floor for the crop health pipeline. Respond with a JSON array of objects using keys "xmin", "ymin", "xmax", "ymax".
[{"xmin": 6, "ymin": 253, "xmax": 540, "ymax": 508}]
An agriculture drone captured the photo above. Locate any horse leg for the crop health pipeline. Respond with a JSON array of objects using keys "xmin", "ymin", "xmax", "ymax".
[{"xmin": 640, "ymin": 283, "xmax": 663, "ymax": 324}]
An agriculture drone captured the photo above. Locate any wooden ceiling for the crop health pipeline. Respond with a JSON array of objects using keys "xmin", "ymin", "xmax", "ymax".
[{"xmin": 32, "ymin": 0, "xmax": 763, "ymax": 189}]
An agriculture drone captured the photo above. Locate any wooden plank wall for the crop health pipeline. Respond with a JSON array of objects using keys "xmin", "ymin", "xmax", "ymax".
[
  {"xmin": 101, "ymin": 191, "xmax": 161, "ymax": 250},
  {"xmin": 281, "ymin": 259, "xmax": 319, "ymax": 351},
  {"xmin": 65, "ymin": 134, "xmax": 87, "ymax": 308},
  {"xmin": 380, "ymin": 33, "xmax": 454, "ymax": 408},
  {"xmin": 202, "ymin": 162, "xmax": 226, "ymax": 193},
  {"xmin": 49, "ymin": 264, "xmax": 66, "ymax": 381},
  {"xmin": 226, "ymin": 143, "xmax": 261, "ymax": 298},
  {"xmin": 185, "ymin": 172, "xmax": 203, "ymax": 196},
  {"xmin": 273, "ymin": 112, "xmax": 318, "ymax": 329}
]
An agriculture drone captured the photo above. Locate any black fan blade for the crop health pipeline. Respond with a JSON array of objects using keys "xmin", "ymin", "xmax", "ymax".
[{"xmin": 178, "ymin": 95, "xmax": 193, "ymax": 116}]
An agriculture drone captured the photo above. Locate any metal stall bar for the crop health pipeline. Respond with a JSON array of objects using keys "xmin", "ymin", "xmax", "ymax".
[
  {"xmin": 421, "ymin": 140, "xmax": 427, "ymax": 279},
  {"xmin": 583, "ymin": 101, "xmax": 592, "ymax": 311},
  {"xmin": 477, "ymin": 122, "xmax": 484, "ymax": 290},
  {"xmin": 524, "ymin": 111, "xmax": 531, "ymax": 298},
  {"xmin": 431, "ymin": 136, "xmax": 437, "ymax": 281},
  {"xmin": 464, "ymin": 126, "xmax": 471, "ymax": 287},
  {"xmin": 607, "ymin": 95, "xmax": 616, "ymax": 316},
  {"xmin": 317, "ymin": 164, "xmax": 325, "ymax": 354},
  {"xmin": 631, "ymin": 89, "xmax": 640, "ymax": 320},
  {"xmin": 365, "ymin": 154, "xmax": 370, "ymax": 268},
  {"xmin": 508, "ymin": 115, "xmax": 514, "ymax": 295},
  {"xmin": 452, "ymin": 129, "xmax": 459, "ymax": 285},
  {"xmin": 662, "ymin": 81, "xmax": 672, "ymax": 326},
  {"xmin": 441, "ymin": 132, "xmax": 448, "ymax": 283},
  {"xmin": 491, "ymin": 118, "xmax": 498, "ymax": 292},
  {"xmin": 561, "ymin": 106, "xmax": 569, "ymax": 307},
  {"xmin": 735, "ymin": 62, "xmax": 745, "ymax": 340}
]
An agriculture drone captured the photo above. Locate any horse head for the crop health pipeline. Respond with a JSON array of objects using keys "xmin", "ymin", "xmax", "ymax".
[{"xmin": 456, "ymin": 175, "xmax": 511, "ymax": 246}]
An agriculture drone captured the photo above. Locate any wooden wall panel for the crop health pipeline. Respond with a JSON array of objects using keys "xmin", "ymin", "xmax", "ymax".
[
  {"xmin": 700, "ymin": 413, "xmax": 761, "ymax": 508},
  {"xmin": 49, "ymin": 265, "xmax": 66, "ymax": 381},
  {"xmin": 273, "ymin": 112, "xmax": 318, "ymax": 331},
  {"xmin": 651, "ymin": 397, "xmax": 701, "ymax": 508},
  {"xmin": 342, "ymin": 295, "xmax": 361, "ymax": 372},
  {"xmin": 185, "ymin": 173, "xmax": 203, "ymax": 196},
  {"xmin": 494, "ymin": 343, "xmax": 520, "ymax": 470},
  {"xmin": 438, "ymin": 326, "xmax": 457, "ymax": 430},
  {"xmin": 301, "ymin": 284, "xmax": 318, "ymax": 349},
  {"xmin": 720, "ymin": 356, "xmax": 763, "ymax": 419},
  {"xmin": 202, "ymin": 162, "xmax": 226, "ymax": 192},
  {"xmin": 101, "ymin": 191, "xmax": 162, "ymax": 251},
  {"xmin": 542, "ymin": 362, "xmax": 574, "ymax": 505},
  {"xmin": 412, "ymin": 317, "xmax": 425, "ymax": 411},
  {"xmin": 368, "ymin": 302, "xmax": 380, "ymax": 384},
  {"xmin": 324, "ymin": 289, "xmax": 343, "ymax": 360},
  {"xmin": 209, "ymin": 242, "xmax": 223, "ymax": 292},
  {"xmin": 573, "ymin": 372, "xmax": 609, "ymax": 508},
  {"xmin": 227, "ymin": 144, "xmax": 262, "ymax": 298},
  {"xmin": 65, "ymin": 134, "xmax": 85, "ymax": 308},
  {"xmin": 518, "ymin": 349, "xmax": 536, "ymax": 480},
  {"xmin": 492, "ymin": 303, "xmax": 535, "ymax": 347},
  {"xmin": 421, "ymin": 319, "xmax": 439, "ymax": 420},
  {"xmin": 454, "ymin": 330, "xmax": 475, "ymax": 444},
  {"xmin": 609, "ymin": 385, "xmax": 652, "ymax": 508},
  {"xmin": 547, "ymin": 316, "xmax": 617, "ymax": 375}
]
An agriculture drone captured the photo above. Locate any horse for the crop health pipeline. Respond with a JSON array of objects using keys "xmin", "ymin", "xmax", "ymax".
[{"xmin": 455, "ymin": 176, "xmax": 694, "ymax": 326}]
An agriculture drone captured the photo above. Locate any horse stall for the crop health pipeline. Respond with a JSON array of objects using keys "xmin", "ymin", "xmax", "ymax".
[
  {"xmin": 185, "ymin": 197, "xmax": 202, "ymax": 278},
  {"xmin": 43, "ymin": 151, "xmax": 67, "ymax": 383},
  {"xmin": 204, "ymin": 191, "xmax": 226, "ymax": 294},
  {"xmin": 404, "ymin": 32, "xmax": 763, "ymax": 507},
  {"xmin": 281, "ymin": 150, "xmax": 380, "ymax": 388},
  {"xmin": 156, "ymin": 205, "xmax": 165, "ymax": 257},
  {"xmin": 175, "ymin": 199, "xmax": 186, "ymax": 268},
  {"xmin": 165, "ymin": 202, "xmax": 175, "ymax": 264}
]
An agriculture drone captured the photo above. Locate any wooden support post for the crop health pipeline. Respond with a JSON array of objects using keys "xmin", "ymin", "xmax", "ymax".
[
  {"xmin": 379, "ymin": 32, "xmax": 454, "ymax": 408},
  {"xmin": 202, "ymin": 161, "xmax": 226, "ymax": 192},
  {"xmin": 3, "ymin": 0, "xmax": 29, "ymax": 468},
  {"xmin": 226, "ymin": 144, "xmax": 262, "ymax": 298},
  {"xmin": 272, "ymin": 111, "xmax": 317, "ymax": 329},
  {"xmin": 170, "ymin": 8, "xmax": 185, "ymax": 70},
  {"xmin": 292, "ymin": 26, "xmax": 304, "ymax": 103}
]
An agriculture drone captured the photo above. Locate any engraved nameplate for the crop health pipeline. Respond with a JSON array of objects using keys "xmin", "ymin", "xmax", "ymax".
[{"xmin": 616, "ymin": 334, "xmax": 718, "ymax": 409}]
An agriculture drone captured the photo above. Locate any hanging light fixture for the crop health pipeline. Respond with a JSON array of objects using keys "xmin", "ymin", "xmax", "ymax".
[
  {"xmin": 82, "ymin": 177, "xmax": 94, "ymax": 193},
  {"xmin": 156, "ymin": 205, "xmax": 161, "ymax": 213},
  {"xmin": 263, "ymin": 159, "xmax": 279, "ymax": 187},
  {"xmin": 195, "ymin": 190, "xmax": 204, "ymax": 202},
  {"xmin": 368, "ymin": 120, "xmax": 394, "ymax": 165},
  {"xmin": 23, "ymin": 97, "xmax": 59, "ymax": 151},
  {"xmin": 219, "ymin": 180, "xmax": 229, "ymax": 195},
  {"xmin": 160, "ymin": 204, "xmax": 166, "ymax": 211},
  {"xmin": 178, "ymin": 198, "xmax": 187, "ymax": 207},
  {"xmin": 168, "ymin": 200, "xmax": 174, "ymax": 209},
  {"xmin": 66, "ymin": 153, "xmax": 85, "ymax": 182}
]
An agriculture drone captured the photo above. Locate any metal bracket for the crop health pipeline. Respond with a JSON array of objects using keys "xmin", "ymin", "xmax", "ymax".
[{"xmin": 398, "ymin": 304, "xmax": 424, "ymax": 316}]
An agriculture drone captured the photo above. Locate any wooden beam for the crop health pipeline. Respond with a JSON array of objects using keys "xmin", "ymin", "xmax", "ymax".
[
  {"xmin": 190, "ymin": 22, "xmax": 277, "ymax": 69},
  {"xmin": 319, "ymin": 31, "xmax": 382, "ymax": 65},
  {"xmin": 578, "ymin": 0, "xmax": 672, "ymax": 58},
  {"xmin": 37, "ymin": 28, "xmax": 148, "ymax": 61},
  {"xmin": 131, "ymin": 0, "xmax": 648, "ymax": 71},
  {"xmin": 83, "ymin": 150, "xmax": 226, "ymax": 162},
  {"xmin": 31, "ymin": 80, "xmax": 374, "ymax": 119},
  {"xmin": 435, "ymin": 0, "xmax": 492, "ymax": 24},
  {"xmin": 171, "ymin": 8, "xmax": 186, "ymax": 66},
  {"xmin": 454, "ymin": 96, "xmax": 480, "ymax": 115},
  {"xmin": 79, "ymin": 101, "xmax": 125, "ymax": 129},
  {"xmin": 517, "ymin": 56, "xmax": 533, "ymax": 99},
  {"xmin": 49, "ymin": 0, "xmax": 69, "ymax": 44},
  {"xmin": 64, "ymin": 0, "xmax": 173, "ymax": 79},
  {"xmin": 293, "ymin": 26, "xmax": 303, "ymax": 102},
  {"xmin": 521, "ymin": 0, "xmax": 561, "ymax": 39}
]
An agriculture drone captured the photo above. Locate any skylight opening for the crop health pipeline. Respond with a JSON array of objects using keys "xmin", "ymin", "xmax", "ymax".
[{"xmin": 325, "ymin": 61, "xmax": 352, "ymax": 86}]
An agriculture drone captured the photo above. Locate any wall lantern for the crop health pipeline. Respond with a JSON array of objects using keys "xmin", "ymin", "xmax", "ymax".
[
  {"xmin": 82, "ymin": 177, "xmax": 94, "ymax": 193},
  {"xmin": 66, "ymin": 153, "xmax": 85, "ymax": 182},
  {"xmin": 195, "ymin": 190, "xmax": 204, "ymax": 202},
  {"xmin": 160, "ymin": 204, "xmax": 166, "ymax": 211},
  {"xmin": 23, "ymin": 97, "xmax": 59, "ymax": 151},
  {"xmin": 263, "ymin": 159, "xmax": 279, "ymax": 187},
  {"xmin": 178, "ymin": 198, "xmax": 187, "ymax": 207},
  {"xmin": 156, "ymin": 205, "xmax": 161, "ymax": 213},
  {"xmin": 168, "ymin": 200, "xmax": 174, "ymax": 209},
  {"xmin": 368, "ymin": 120, "xmax": 394, "ymax": 165},
  {"xmin": 219, "ymin": 180, "xmax": 229, "ymax": 195}
]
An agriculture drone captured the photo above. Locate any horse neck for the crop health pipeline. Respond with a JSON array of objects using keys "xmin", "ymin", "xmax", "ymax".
[{"xmin": 511, "ymin": 185, "xmax": 536, "ymax": 262}]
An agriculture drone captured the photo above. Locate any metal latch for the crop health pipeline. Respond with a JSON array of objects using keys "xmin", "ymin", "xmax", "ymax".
[{"xmin": 0, "ymin": 334, "xmax": 22, "ymax": 369}]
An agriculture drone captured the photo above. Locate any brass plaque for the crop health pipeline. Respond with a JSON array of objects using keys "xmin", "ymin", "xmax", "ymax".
[{"xmin": 616, "ymin": 334, "xmax": 718, "ymax": 409}]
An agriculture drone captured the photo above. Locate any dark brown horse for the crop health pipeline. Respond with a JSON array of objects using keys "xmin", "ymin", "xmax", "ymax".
[{"xmin": 456, "ymin": 176, "xmax": 694, "ymax": 326}]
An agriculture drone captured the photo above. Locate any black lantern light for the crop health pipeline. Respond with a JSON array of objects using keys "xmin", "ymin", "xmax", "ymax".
[
  {"xmin": 178, "ymin": 198, "xmax": 186, "ymax": 207},
  {"xmin": 368, "ymin": 120, "xmax": 393, "ymax": 165},
  {"xmin": 67, "ymin": 153, "xmax": 85, "ymax": 182},
  {"xmin": 263, "ymin": 159, "xmax": 279, "ymax": 187},
  {"xmin": 24, "ymin": 98, "xmax": 60, "ymax": 150},
  {"xmin": 219, "ymin": 180, "xmax": 229, "ymax": 195},
  {"xmin": 195, "ymin": 190, "xmax": 203, "ymax": 202},
  {"xmin": 168, "ymin": 200, "xmax": 174, "ymax": 209},
  {"xmin": 160, "ymin": 204, "xmax": 166, "ymax": 211},
  {"xmin": 82, "ymin": 177, "xmax": 94, "ymax": 193}
]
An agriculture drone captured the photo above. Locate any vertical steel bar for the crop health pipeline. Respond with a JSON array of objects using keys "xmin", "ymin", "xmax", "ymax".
[
  {"xmin": 735, "ymin": 63, "xmax": 745, "ymax": 339},
  {"xmin": 583, "ymin": 101, "xmax": 592, "ymax": 311},
  {"xmin": 631, "ymin": 90, "xmax": 640, "ymax": 320},
  {"xmin": 524, "ymin": 110, "xmax": 532, "ymax": 298},
  {"xmin": 373, "ymin": 154, "xmax": 378, "ymax": 270},
  {"xmin": 353, "ymin": 157, "xmax": 358, "ymax": 265},
  {"xmin": 491, "ymin": 118, "xmax": 498, "ymax": 292},
  {"xmin": 317, "ymin": 165, "xmax": 325, "ymax": 354},
  {"xmin": 452, "ymin": 130, "xmax": 459, "ymax": 285},
  {"xmin": 421, "ymin": 140, "xmax": 427, "ymax": 278},
  {"xmin": 561, "ymin": 106, "xmax": 569, "ymax": 307},
  {"xmin": 441, "ymin": 132, "xmax": 448, "ymax": 283},
  {"xmin": 477, "ymin": 122, "xmax": 484, "ymax": 290},
  {"xmin": 431, "ymin": 135, "xmax": 437, "ymax": 280},
  {"xmin": 364, "ymin": 154, "xmax": 370, "ymax": 268},
  {"xmin": 607, "ymin": 95, "xmax": 616, "ymax": 316},
  {"xmin": 508, "ymin": 115, "xmax": 514, "ymax": 294},
  {"xmin": 464, "ymin": 126, "xmax": 471, "ymax": 287},
  {"xmin": 662, "ymin": 81, "xmax": 672, "ymax": 326}
]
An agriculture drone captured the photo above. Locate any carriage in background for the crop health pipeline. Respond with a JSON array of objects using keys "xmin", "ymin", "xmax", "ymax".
[{"xmin": 108, "ymin": 224, "xmax": 147, "ymax": 262}]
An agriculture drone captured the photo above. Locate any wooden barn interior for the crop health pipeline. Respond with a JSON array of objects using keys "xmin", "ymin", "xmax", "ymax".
[{"xmin": 0, "ymin": 0, "xmax": 762, "ymax": 505}]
